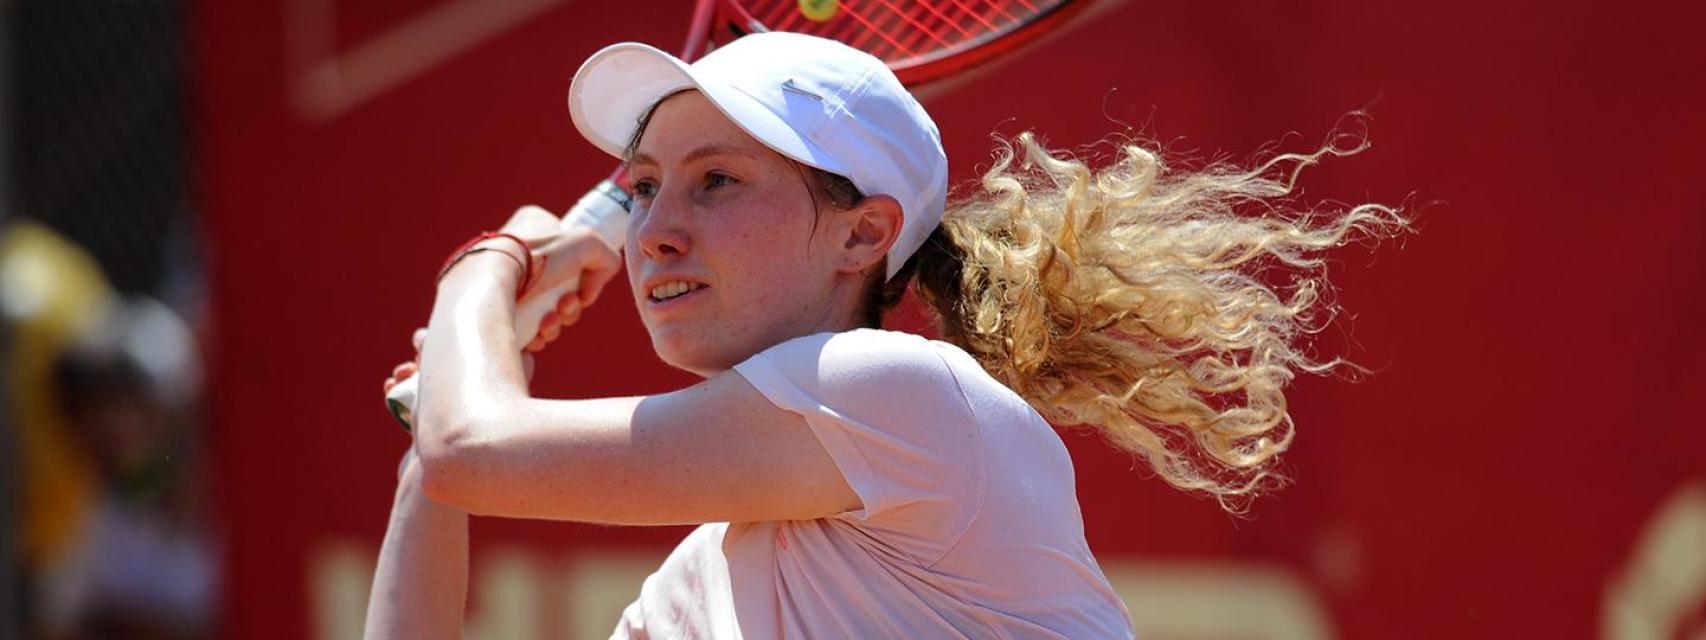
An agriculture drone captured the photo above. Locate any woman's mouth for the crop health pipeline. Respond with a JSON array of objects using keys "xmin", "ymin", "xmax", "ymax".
[{"xmin": 647, "ymin": 281, "xmax": 708, "ymax": 306}]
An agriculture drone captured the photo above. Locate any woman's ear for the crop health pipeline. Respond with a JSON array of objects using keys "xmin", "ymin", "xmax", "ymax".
[{"xmin": 835, "ymin": 194, "xmax": 903, "ymax": 275}]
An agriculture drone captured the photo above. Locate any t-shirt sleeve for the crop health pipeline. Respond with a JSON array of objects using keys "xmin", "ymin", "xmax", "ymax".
[{"xmin": 732, "ymin": 329, "xmax": 986, "ymax": 566}]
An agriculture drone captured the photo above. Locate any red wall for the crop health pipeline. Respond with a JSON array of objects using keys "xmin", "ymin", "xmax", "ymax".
[{"xmin": 195, "ymin": 1, "xmax": 1706, "ymax": 637}]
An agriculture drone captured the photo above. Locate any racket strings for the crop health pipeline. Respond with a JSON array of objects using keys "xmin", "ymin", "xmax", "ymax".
[{"xmin": 732, "ymin": 0, "xmax": 1064, "ymax": 67}]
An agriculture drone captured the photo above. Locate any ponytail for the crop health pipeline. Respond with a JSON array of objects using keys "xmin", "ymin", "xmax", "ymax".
[{"xmin": 890, "ymin": 129, "xmax": 1410, "ymax": 512}]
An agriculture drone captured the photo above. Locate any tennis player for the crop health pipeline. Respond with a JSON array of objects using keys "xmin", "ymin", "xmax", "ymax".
[{"xmin": 368, "ymin": 32, "xmax": 1402, "ymax": 639}]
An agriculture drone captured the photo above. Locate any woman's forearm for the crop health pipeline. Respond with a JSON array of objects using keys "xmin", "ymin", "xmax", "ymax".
[
  {"xmin": 364, "ymin": 456, "xmax": 469, "ymax": 639},
  {"xmin": 407, "ymin": 230, "xmax": 625, "ymax": 514},
  {"xmin": 367, "ymin": 251, "xmax": 524, "ymax": 636},
  {"xmin": 415, "ymin": 252, "xmax": 531, "ymax": 455}
]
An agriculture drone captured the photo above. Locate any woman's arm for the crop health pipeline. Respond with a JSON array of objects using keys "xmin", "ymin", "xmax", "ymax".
[
  {"xmin": 413, "ymin": 223, "xmax": 611, "ymax": 456},
  {"xmin": 363, "ymin": 448, "xmax": 467, "ymax": 640},
  {"xmin": 412, "ymin": 229, "xmax": 860, "ymax": 526}
]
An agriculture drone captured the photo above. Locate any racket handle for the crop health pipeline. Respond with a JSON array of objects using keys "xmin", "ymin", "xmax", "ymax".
[
  {"xmin": 565, "ymin": 179, "xmax": 631, "ymax": 253},
  {"xmin": 386, "ymin": 181, "xmax": 630, "ymax": 431}
]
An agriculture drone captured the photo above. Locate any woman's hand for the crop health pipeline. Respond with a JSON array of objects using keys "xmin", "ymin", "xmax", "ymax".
[
  {"xmin": 392, "ymin": 206, "xmax": 619, "ymax": 425},
  {"xmin": 521, "ymin": 294, "xmax": 588, "ymax": 353},
  {"xmin": 433, "ymin": 206, "xmax": 622, "ymax": 353},
  {"xmin": 380, "ymin": 328, "xmax": 429, "ymax": 397},
  {"xmin": 497, "ymin": 207, "xmax": 623, "ymax": 352}
]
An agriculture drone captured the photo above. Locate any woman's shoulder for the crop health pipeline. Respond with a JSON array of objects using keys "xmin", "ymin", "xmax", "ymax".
[
  {"xmin": 747, "ymin": 328, "xmax": 944, "ymax": 377},
  {"xmin": 757, "ymin": 327, "xmax": 933, "ymax": 357},
  {"xmin": 736, "ymin": 331, "xmax": 1009, "ymax": 436},
  {"xmin": 740, "ymin": 328, "xmax": 1041, "ymax": 433},
  {"xmin": 745, "ymin": 328, "xmax": 1008, "ymax": 400}
]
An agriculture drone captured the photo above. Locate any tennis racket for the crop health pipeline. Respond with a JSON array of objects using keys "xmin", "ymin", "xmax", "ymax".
[{"xmin": 387, "ymin": 0, "xmax": 1091, "ymax": 429}]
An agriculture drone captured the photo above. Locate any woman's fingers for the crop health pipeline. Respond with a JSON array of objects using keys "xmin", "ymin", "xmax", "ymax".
[
  {"xmin": 385, "ymin": 330, "xmax": 426, "ymax": 394},
  {"xmin": 520, "ymin": 296, "xmax": 580, "ymax": 356},
  {"xmin": 578, "ymin": 263, "xmax": 620, "ymax": 309},
  {"xmin": 384, "ymin": 357, "xmax": 418, "ymax": 395},
  {"xmin": 516, "ymin": 285, "xmax": 594, "ymax": 357},
  {"xmin": 556, "ymin": 295, "xmax": 583, "ymax": 324},
  {"xmin": 522, "ymin": 353, "xmax": 536, "ymax": 381},
  {"xmin": 514, "ymin": 224, "xmax": 621, "ymax": 311}
]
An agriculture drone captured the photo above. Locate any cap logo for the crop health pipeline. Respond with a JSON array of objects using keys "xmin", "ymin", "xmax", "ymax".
[{"xmin": 781, "ymin": 78, "xmax": 822, "ymax": 101}]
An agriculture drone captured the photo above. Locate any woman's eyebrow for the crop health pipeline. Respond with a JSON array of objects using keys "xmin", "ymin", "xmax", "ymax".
[
  {"xmin": 682, "ymin": 144, "xmax": 758, "ymax": 165},
  {"xmin": 629, "ymin": 144, "xmax": 758, "ymax": 170}
]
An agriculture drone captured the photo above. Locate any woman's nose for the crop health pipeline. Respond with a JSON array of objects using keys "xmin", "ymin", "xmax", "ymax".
[{"xmin": 634, "ymin": 189, "xmax": 690, "ymax": 259}]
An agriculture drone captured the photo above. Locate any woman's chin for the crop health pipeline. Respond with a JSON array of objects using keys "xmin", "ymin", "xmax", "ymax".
[{"xmin": 650, "ymin": 328, "xmax": 742, "ymax": 376}]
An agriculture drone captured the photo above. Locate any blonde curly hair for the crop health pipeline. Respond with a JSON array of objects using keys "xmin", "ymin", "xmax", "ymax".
[{"xmin": 878, "ymin": 127, "xmax": 1410, "ymax": 511}]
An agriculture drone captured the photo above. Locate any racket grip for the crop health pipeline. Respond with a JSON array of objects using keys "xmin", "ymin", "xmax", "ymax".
[
  {"xmin": 564, "ymin": 179, "xmax": 631, "ymax": 253},
  {"xmin": 385, "ymin": 181, "xmax": 631, "ymax": 431}
]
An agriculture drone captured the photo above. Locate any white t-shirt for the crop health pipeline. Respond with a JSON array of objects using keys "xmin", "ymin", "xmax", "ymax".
[{"xmin": 611, "ymin": 329, "xmax": 1134, "ymax": 639}]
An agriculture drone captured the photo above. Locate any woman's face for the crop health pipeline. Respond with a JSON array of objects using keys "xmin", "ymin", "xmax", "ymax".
[{"xmin": 623, "ymin": 91, "xmax": 849, "ymax": 375}]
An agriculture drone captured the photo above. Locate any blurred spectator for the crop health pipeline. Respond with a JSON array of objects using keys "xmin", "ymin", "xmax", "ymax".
[
  {"xmin": 3, "ymin": 220, "xmax": 112, "ymax": 635},
  {"xmin": 3, "ymin": 220, "xmax": 215, "ymax": 639}
]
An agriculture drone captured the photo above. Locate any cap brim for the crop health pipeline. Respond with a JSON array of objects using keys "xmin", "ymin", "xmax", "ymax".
[
  {"xmin": 567, "ymin": 43, "xmax": 853, "ymax": 177},
  {"xmin": 568, "ymin": 43, "xmax": 693, "ymax": 158}
]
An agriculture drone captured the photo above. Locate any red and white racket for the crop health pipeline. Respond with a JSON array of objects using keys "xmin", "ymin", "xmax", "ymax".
[{"xmin": 387, "ymin": 0, "xmax": 1091, "ymax": 429}]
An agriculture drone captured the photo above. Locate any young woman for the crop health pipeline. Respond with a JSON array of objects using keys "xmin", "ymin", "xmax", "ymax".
[{"xmin": 368, "ymin": 32, "xmax": 1405, "ymax": 639}]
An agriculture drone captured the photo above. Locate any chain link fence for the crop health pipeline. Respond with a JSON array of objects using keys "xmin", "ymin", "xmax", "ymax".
[{"xmin": 11, "ymin": 0, "xmax": 192, "ymax": 296}]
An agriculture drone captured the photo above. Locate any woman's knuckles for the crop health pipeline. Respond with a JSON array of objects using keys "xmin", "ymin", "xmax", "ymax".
[{"xmin": 557, "ymin": 295, "xmax": 582, "ymax": 316}]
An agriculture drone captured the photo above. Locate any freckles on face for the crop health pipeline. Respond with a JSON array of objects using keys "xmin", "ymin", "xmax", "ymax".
[{"xmin": 622, "ymin": 91, "xmax": 837, "ymax": 374}]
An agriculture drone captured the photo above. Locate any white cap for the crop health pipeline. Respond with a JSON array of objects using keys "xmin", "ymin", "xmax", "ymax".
[{"xmin": 568, "ymin": 32, "xmax": 948, "ymax": 280}]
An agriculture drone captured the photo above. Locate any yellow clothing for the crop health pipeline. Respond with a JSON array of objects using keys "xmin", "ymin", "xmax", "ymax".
[{"xmin": 0, "ymin": 221, "xmax": 114, "ymax": 569}]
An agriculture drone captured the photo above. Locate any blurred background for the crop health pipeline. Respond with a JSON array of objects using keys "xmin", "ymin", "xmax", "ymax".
[{"xmin": 2, "ymin": 0, "xmax": 1701, "ymax": 638}]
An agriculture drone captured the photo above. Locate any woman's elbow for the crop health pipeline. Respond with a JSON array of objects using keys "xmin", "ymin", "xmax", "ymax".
[{"xmin": 413, "ymin": 414, "xmax": 484, "ymax": 510}]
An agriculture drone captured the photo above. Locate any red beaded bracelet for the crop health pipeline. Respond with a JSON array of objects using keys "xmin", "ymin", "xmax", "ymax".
[{"xmin": 437, "ymin": 231, "xmax": 535, "ymax": 299}]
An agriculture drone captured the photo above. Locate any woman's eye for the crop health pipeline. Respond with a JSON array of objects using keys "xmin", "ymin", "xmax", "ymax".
[
  {"xmin": 705, "ymin": 172, "xmax": 737, "ymax": 189},
  {"xmin": 630, "ymin": 179, "xmax": 658, "ymax": 198}
]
